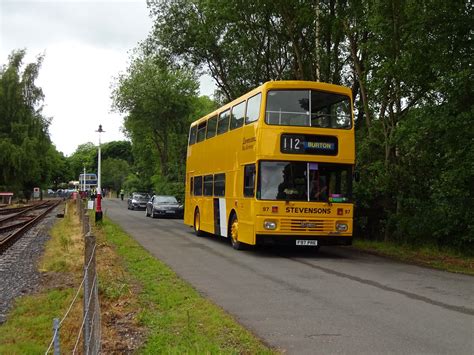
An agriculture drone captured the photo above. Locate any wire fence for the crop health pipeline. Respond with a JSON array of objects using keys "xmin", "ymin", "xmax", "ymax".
[{"xmin": 45, "ymin": 198, "xmax": 101, "ymax": 354}]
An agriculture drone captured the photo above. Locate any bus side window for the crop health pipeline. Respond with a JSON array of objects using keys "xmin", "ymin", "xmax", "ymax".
[
  {"xmin": 217, "ymin": 109, "xmax": 230, "ymax": 135},
  {"xmin": 245, "ymin": 93, "xmax": 262, "ymax": 124},
  {"xmin": 194, "ymin": 176, "xmax": 203, "ymax": 196},
  {"xmin": 243, "ymin": 164, "xmax": 256, "ymax": 197},
  {"xmin": 230, "ymin": 101, "xmax": 245, "ymax": 130},
  {"xmin": 197, "ymin": 122, "xmax": 207, "ymax": 143},
  {"xmin": 189, "ymin": 125, "xmax": 197, "ymax": 145},
  {"xmin": 190, "ymin": 177, "xmax": 194, "ymax": 195},
  {"xmin": 214, "ymin": 173, "xmax": 225, "ymax": 196},
  {"xmin": 204, "ymin": 175, "xmax": 213, "ymax": 196},
  {"xmin": 206, "ymin": 115, "xmax": 217, "ymax": 139}
]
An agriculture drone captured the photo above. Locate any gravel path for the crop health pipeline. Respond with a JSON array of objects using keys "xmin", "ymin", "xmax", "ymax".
[{"xmin": 0, "ymin": 209, "xmax": 58, "ymax": 324}]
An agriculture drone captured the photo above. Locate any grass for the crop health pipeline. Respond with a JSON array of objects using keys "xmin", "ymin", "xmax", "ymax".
[
  {"xmin": 0, "ymin": 201, "xmax": 84, "ymax": 354},
  {"xmin": 354, "ymin": 239, "xmax": 474, "ymax": 275},
  {"xmin": 0, "ymin": 289, "xmax": 78, "ymax": 354},
  {"xmin": 39, "ymin": 203, "xmax": 83, "ymax": 273},
  {"xmin": 96, "ymin": 217, "xmax": 276, "ymax": 353},
  {"xmin": 0, "ymin": 201, "xmax": 275, "ymax": 353}
]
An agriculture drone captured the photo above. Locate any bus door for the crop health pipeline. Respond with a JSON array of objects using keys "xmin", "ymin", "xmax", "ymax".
[
  {"xmin": 202, "ymin": 174, "xmax": 215, "ymax": 233},
  {"xmin": 237, "ymin": 163, "xmax": 256, "ymax": 245}
]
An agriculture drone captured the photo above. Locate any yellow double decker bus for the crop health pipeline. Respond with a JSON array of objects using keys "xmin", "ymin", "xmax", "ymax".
[{"xmin": 185, "ymin": 81, "xmax": 355, "ymax": 250}]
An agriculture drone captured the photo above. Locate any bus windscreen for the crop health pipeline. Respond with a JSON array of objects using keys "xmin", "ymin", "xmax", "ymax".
[{"xmin": 258, "ymin": 161, "xmax": 352, "ymax": 202}]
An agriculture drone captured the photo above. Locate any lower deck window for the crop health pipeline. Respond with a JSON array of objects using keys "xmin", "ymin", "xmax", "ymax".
[
  {"xmin": 204, "ymin": 175, "xmax": 213, "ymax": 196},
  {"xmin": 194, "ymin": 176, "xmax": 203, "ymax": 196}
]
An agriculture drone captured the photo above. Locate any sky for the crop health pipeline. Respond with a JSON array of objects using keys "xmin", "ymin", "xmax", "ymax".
[{"xmin": 0, "ymin": 0, "xmax": 215, "ymax": 156}]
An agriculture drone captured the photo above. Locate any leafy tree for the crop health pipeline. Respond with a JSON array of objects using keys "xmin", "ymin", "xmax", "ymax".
[
  {"xmin": 102, "ymin": 140, "xmax": 133, "ymax": 164},
  {"xmin": 101, "ymin": 158, "xmax": 131, "ymax": 194},
  {"xmin": 0, "ymin": 49, "xmax": 65, "ymax": 197},
  {"xmin": 67, "ymin": 142, "xmax": 97, "ymax": 181},
  {"xmin": 112, "ymin": 52, "xmax": 200, "ymax": 192},
  {"xmin": 147, "ymin": 0, "xmax": 353, "ymax": 102},
  {"xmin": 351, "ymin": 0, "xmax": 473, "ymax": 249}
]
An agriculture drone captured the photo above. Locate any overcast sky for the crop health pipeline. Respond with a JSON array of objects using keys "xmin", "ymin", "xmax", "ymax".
[{"xmin": 0, "ymin": 0, "xmax": 215, "ymax": 156}]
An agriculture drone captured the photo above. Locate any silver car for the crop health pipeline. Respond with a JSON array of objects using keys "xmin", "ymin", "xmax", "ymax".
[
  {"xmin": 127, "ymin": 193, "xmax": 149, "ymax": 210},
  {"xmin": 145, "ymin": 195, "xmax": 183, "ymax": 218}
]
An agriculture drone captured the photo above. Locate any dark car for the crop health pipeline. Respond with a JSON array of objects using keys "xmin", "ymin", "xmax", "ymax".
[
  {"xmin": 127, "ymin": 192, "xmax": 150, "ymax": 210},
  {"xmin": 145, "ymin": 195, "xmax": 183, "ymax": 218}
]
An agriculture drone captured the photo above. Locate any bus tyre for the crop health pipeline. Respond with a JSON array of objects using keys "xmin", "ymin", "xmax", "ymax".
[
  {"xmin": 194, "ymin": 208, "xmax": 204, "ymax": 236},
  {"xmin": 229, "ymin": 214, "xmax": 246, "ymax": 250}
]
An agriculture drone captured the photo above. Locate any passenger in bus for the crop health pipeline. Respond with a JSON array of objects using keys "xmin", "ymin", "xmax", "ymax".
[{"xmin": 311, "ymin": 176, "xmax": 328, "ymax": 201}]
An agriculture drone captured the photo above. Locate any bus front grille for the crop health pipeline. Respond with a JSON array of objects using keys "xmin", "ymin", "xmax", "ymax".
[{"xmin": 279, "ymin": 219, "xmax": 333, "ymax": 233}]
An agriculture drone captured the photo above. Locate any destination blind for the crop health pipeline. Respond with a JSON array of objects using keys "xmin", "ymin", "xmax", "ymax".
[{"xmin": 280, "ymin": 134, "xmax": 338, "ymax": 155}]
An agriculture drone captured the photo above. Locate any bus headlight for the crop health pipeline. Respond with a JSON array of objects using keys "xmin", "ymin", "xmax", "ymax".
[
  {"xmin": 264, "ymin": 220, "xmax": 277, "ymax": 230},
  {"xmin": 336, "ymin": 222, "xmax": 348, "ymax": 232}
]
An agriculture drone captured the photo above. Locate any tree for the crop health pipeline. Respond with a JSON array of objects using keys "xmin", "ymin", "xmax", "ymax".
[
  {"xmin": 102, "ymin": 158, "xmax": 131, "ymax": 194},
  {"xmin": 112, "ymin": 52, "xmax": 200, "ymax": 189},
  {"xmin": 0, "ymin": 49, "xmax": 64, "ymax": 197},
  {"xmin": 102, "ymin": 140, "xmax": 133, "ymax": 164},
  {"xmin": 67, "ymin": 142, "xmax": 97, "ymax": 181},
  {"xmin": 146, "ymin": 0, "xmax": 351, "ymax": 103},
  {"xmin": 350, "ymin": 0, "xmax": 473, "ymax": 247}
]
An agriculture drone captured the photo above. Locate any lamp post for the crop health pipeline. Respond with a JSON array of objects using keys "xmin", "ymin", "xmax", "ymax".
[
  {"xmin": 83, "ymin": 164, "xmax": 86, "ymax": 198},
  {"xmin": 95, "ymin": 124, "xmax": 105, "ymax": 222}
]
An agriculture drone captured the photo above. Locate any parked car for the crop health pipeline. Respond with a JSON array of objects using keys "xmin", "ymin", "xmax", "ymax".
[
  {"xmin": 145, "ymin": 195, "xmax": 183, "ymax": 218},
  {"xmin": 127, "ymin": 192, "xmax": 150, "ymax": 210}
]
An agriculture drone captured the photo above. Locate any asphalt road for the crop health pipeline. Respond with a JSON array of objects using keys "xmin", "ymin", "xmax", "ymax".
[{"xmin": 103, "ymin": 198, "xmax": 473, "ymax": 354}]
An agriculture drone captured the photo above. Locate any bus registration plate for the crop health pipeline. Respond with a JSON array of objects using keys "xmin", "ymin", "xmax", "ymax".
[{"xmin": 296, "ymin": 240, "xmax": 318, "ymax": 246}]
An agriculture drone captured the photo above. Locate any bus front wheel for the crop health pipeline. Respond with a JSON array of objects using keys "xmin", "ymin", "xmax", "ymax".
[
  {"xmin": 194, "ymin": 208, "xmax": 204, "ymax": 236},
  {"xmin": 229, "ymin": 214, "xmax": 246, "ymax": 250}
]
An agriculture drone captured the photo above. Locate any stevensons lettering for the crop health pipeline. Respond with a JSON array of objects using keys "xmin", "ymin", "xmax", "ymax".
[{"xmin": 285, "ymin": 207, "xmax": 332, "ymax": 214}]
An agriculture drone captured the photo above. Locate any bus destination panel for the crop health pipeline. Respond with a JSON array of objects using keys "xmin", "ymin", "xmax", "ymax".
[{"xmin": 280, "ymin": 134, "xmax": 338, "ymax": 156}]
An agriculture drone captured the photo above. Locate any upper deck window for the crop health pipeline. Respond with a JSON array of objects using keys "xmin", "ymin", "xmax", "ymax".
[
  {"xmin": 245, "ymin": 93, "xmax": 262, "ymax": 124},
  {"xmin": 217, "ymin": 109, "xmax": 230, "ymax": 135},
  {"xmin": 188, "ymin": 125, "xmax": 197, "ymax": 145},
  {"xmin": 230, "ymin": 101, "xmax": 245, "ymax": 130},
  {"xmin": 197, "ymin": 121, "xmax": 207, "ymax": 142},
  {"xmin": 265, "ymin": 90, "xmax": 352, "ymax": 129},
  {"xmin": 206, "ymin": 115, "xmax": 217, "ymax": 139}
]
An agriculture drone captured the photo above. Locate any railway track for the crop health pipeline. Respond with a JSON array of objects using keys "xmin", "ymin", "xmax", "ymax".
[
  {"xmin": 0, "ymin": 200, "xmax": 62, "ymax": 254},
  {"xmin": 0, "ymin": 201, "xmax": 47, "ymax": 216}
]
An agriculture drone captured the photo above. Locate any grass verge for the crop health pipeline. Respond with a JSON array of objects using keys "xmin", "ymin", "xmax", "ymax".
[
  {"xmin": 354, "ymin": 239, "xmax": 474, "ymax": 275},
  {"xmin": 0, "ymin": 201, "xmax": 83, "ymax": 354},
  {"xmin": 96, "ymin": 216, "xmax": 276, "ymax": 353},
  {"xmin": 0, "ymin": 201, "xmax": 275, "ymax": 353}
]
